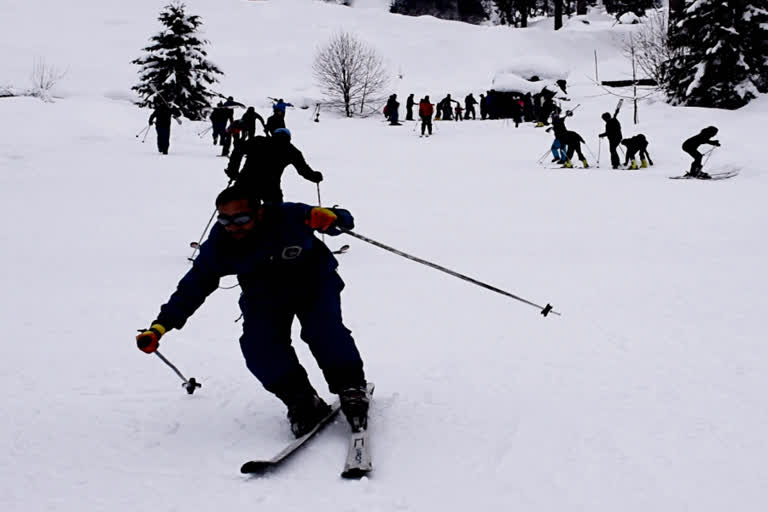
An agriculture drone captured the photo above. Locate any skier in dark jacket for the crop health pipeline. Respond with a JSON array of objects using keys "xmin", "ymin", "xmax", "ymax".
[
  {"xmin": 265, "ymin": 110, "xmax": 286, "ymax": 136},
  {"xmin": 148, "ymin": 101, "xmax": 180, "ymax": 155},
  {"xmin": 210, "ymin": 102, "xmax": 233, "ymax": 146},
  {"xmin": 464, "ymin": 94, "xmax": 477, "ymax": 120},
  {"xmin": 479, "ymin": 94, "xmax": 488, "ymax": 120},
  {"xmin": 439, "ymin": 94, "xmax": 455, "ymax": 120},
  {"xmin": 563, "ymin": 130, "xmax": 589, "ymax": 168},
  {"xmin": 599, "ymin": 112, "xmax": 623, "ymax": 169},
  {"xmin": 405, "ymin": 93, "xmax": 416, "ymax": 121},
  {"xmin": 384, "ymin": 94, "xmax": 401, "ymax": 125},
  {"xmin": 135, "ymin": 185, "xmax": 369, "ymax": 437},
  {"xmin": 225, "ymin": 128, "xmax": 323, "ymax": 203},
  {"xmin": 221, "ymin": 118, "xmax": 246, "ymax": 157},
  {"xmin": 272, "ymin": 98, "xmax": 294, "ymax": 114},
  {"xmin": 240, "ymin": 107, "xmax": 266, "ymax": 140},
  {"xmin": 546, "ymin": 108, "xmax": 572, "ymax": 164},
  {"xmin": 682, "ymin": 126, "xmax": 720, "ymax": 178},
  {"xmin": 621, "ymin": 134, "xmax": 652, "ymax": 169}
]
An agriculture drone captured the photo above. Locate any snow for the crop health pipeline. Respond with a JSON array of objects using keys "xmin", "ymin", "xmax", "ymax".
[{"xmin": 1, "ymin": 1, "xmax": 767, "ymax": 511}]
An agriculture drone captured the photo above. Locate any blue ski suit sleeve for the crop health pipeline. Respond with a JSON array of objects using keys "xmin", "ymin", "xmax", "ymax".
[{"xmin": 155, "ymin": 230, "xmax": 224, "ymax": 330}]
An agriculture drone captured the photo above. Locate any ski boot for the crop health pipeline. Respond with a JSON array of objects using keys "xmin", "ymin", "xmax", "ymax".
[
  {"xmin": 630, "ymin": 160, "xmax": 638, "ymax": 170},
  {"xmin": 285, "ymin": 392, "xmax": 332, "ymax": 438},
  {"xmin": 581, "ymin": 159, "xmax": 590, "ymax": 168},
  {"xmin": 640, "ymin": 159, "xmax": 648, "ymax": 168},
  {"xmin": 339, "ymin": 385, "xmax": 370, "ymax": 432},
  {"xmin": 563, "ymin": 160, "xmax": 574, "ymax": 168}
]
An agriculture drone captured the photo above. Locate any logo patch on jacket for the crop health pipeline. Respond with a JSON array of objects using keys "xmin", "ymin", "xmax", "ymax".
[{"xmin": 281, "ymin": 246, "xmax": 302, "ymax": 260}]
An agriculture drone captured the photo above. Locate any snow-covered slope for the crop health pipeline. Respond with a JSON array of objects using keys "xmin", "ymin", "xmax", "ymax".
[{"xmin": 1, "ymin": 2, "xmax": 766, "ymax": 511}]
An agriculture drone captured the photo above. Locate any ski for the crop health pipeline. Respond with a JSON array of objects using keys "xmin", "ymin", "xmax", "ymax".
[
  {"xmin": 669, "ymin": 170, "xmax": 740, "ymax": 181},
  {"xmin": 341, "ymin": 383, "xmax": 375, "ymax": 479},
  {"xmin": 240, "ymin": 400, "xmax": 341, "ymax": 475}
]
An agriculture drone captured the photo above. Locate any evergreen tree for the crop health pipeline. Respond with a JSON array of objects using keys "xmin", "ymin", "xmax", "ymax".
[
  {"xmin": 665, "ymin": 0, "xmax": 758, "ymax": 109},
  {"xmin": 132, "ymin": 2, "xmax": 222, "ymax": 120},
  {"xmin": 603, "ymin": 0, "xmax": 659, "ymax": 18},
  {"xmin": 743, "ymin": 2, "xmax": 768, "ymax": 92}
]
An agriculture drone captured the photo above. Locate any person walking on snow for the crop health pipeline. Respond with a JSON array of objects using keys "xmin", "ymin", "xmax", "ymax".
[
  {"xmin": 135, "ymin": 185, "xmax": 370, "ymax": 437},
  {"xmin": 272, "ymin": 98, "xmax": 294, "ymax": 114},
  {"xmin": 241, "ymin": 107, "xmax": 266, "ymax": 140},
  {"xmin": 418, "ymin": 96, "xmax": 434, "ymax": 137},
  {"xmin": 265, "ymin": 110, "xmax": 286, "ymax": 136},
  {"xmin": 599, "ymin": 111, "xmax": 623, "ymax": 169},
  {"xmin": 454, "ymin": 103, "xmax": 463, "ymax": 122},
  {"xmin": 225, "ymin": 128, "xmax": 323, "ymax": 204},
  {"xmin": 148, "ymin": 100, "xmax": 181, "ymax": 155},
  {"xmin": 621, "ymin": 134, "xmax": 652, "ymax": 170},
  {"xmin": 209, "ymin": 102, "xmax": 233, "ymax": 146},
  {"xmin": 385, "ymin": 94, "xmax": 401, "ymax": 125},
  {"xmin": 682, "ymin": 126, "xmax": 720, "ymax": 179}
]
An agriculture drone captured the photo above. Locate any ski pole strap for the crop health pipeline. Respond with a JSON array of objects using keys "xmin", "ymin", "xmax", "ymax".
[{"xmin": 342, "ymin": 230, "xmax": 560, "ymax": 317}]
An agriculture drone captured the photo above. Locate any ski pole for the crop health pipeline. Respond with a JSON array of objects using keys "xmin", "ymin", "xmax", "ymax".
[
  {"xmin": 197, "ymin": 125, "xmax": 212, "ymax": 137},
  {"xmin": 536, "ymin": 147, "xmax": 551, "ymax": 165},
  {"xmin": 154, "ymin": 350, "xmax": 201, "ymax": 395},
  {"xmin": 142, "ymin": 126, "xmax": 151, "ymax": 143},
  {"xmin": 596, "ymin": 137, "xmax": 602, "ymax": 168},
  {"xmin": 701, "ymin": 146, "xmax": 717, "ymax": 170},
  {"xmin": 135, "ymin": 125, "xmax": 150, "ymax": 138},
  {"xmin": 584, "ymin": 142, "xmax": 598, "ymax": 163},
  {"xmin": 188, "ymin": 179, "xmax": 233, "ymax": 262},
  {"xmin": 342, "ymin": 230, "xmax": 559, "ymax": 317}
]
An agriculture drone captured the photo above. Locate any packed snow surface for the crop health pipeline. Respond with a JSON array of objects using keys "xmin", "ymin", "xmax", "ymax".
[{"xmin": 1, "ymin": 1, "xmax": 766, "ymax": 511}]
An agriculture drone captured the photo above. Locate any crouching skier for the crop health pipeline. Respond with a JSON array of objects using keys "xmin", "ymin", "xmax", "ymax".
[
  {"xmin": 135, "ymin": 186, "xmax": 370, "ymax": 436},
  {"xmin": 621, "ymin": 134, "xmax": 652, "ymax": 169}
]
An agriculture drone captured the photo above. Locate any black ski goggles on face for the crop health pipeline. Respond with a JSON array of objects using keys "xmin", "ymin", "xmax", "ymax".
[{"xmin": 217, "ymin": 213, "xmax": 253, "ymax": 226}]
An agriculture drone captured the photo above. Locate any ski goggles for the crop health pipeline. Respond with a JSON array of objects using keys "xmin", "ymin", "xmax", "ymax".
[{"xmin": 217, "ymin": 213, "xmax": 253, "ymax": 226}]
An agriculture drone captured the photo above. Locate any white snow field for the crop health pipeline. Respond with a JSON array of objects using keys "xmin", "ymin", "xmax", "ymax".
[{"xmin": 1, "ymin": 1, "xmax": 767, "ymax": 511}]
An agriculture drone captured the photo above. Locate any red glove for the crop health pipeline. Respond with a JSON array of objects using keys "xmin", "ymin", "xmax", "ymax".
[
  {"xmin": 136, "ymin": 324, "xmax": 166, "ymax": 354},
  {"xmin": 306, "ymin": 207, "xmax": 337, "ymax": 232}
]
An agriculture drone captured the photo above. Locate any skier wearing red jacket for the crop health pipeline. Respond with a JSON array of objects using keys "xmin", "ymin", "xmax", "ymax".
[{"xmin": 418, "ymin": 96, "xmax": 434, "ymax": 137}]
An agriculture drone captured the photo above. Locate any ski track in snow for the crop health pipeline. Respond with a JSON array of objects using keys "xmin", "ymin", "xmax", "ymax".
[{"xmin": 1, "ymin": 1, "xmax": 767, "ymax": 511}]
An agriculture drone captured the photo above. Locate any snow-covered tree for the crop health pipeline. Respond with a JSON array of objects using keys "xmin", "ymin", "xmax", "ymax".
[
  {"xmin": 665, "ymin": 0, "xmax": 759, "ymax": 109},
  {"xmin": 131, "ymin": 2, "xmax": 222, "ymax": 120},
  {"xmin": 742, "ymin": 2, "xmax": 768, "ymax": 92}
]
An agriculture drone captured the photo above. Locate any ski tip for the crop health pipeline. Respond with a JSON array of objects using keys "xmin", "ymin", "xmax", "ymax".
[
  {"xmin": 241, "ymin": 461, "xmax": 273, "ymax": 475},
  {"xmin": 341, "ymin": 467, "xmax": 372, "ymax": 480}
]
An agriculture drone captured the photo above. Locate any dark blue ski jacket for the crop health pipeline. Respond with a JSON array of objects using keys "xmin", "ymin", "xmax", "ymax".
[{"xmin": 155, "ymin": 203, "xmax": 348, "ymax": 330}]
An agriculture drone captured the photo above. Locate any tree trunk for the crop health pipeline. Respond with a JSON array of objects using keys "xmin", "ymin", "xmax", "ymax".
[
  {"xmin": 554, "ymin": 0, "xmax": 563, "ymax": 30},
  {"xmin": 519, "ymin": 0, "xmax": 528, "ymax": 27},
  {"xmin": 576, "ymin": 0, "xmax": 587, "ymax": 15}
]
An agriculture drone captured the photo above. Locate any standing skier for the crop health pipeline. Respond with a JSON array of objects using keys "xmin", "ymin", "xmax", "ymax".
[
  {"xmin": 599, "ymin": 111, "xmax": 623, "ymax": 169},
  {"xmin": 265, "ymin": 109, "xmax": 286, "ymax": 136},
  {"xmin": 682, "ymin": 126, "xmax": 720, "ymax": 178},
  {"xmin": 385, "ymin": 94, "xmax": 401, "ymax": 125},
  {"xmin": 209, "ymin": 102, "xmax": 233, "ymax": 146},
  {"xmin": 148, "ymin": 100, "xmax": 180, "ymax": 155},
  {"xmin": 546, "ymin": 108, "xmax": 571, "ymax": 164},
  {"xmin": 418, "ymin": 96, "xmax": 434, "ymax": 137},
  {"xmin": 225, "ymin": 128, "xmax": 323, "ymax": 203},
  {"xmin": 405, "ymin": 93, "xmax": 416, "ymax": 121},
  {"xmin": 135, "ymin": 185, "xmax": 370, "ymax": 437},
  {"xmin": 464, "ymin": 93, "xmax": 477, "ymax": 120}
]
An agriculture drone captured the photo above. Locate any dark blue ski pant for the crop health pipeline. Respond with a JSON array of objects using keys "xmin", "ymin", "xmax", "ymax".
[{"xmin": 238, "ymin": 271, "xmax": 365, "ymax": 398}]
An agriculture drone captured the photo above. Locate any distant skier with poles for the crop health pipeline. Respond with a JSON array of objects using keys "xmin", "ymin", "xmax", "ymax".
[
  {"xmin": 225, "ymin": 128, "xmax": 323, "ymax": 203},
  {"xmin": 148, "ymin": 99, "xmax": 181, "ymax": 155},
  {"xmin": 545, "ymin": 107, "xmax": 572, "ymax": 164},
  {"xmin": 599, "ymin": 106, "xmax": 623, "ymax": 169},
  {"xmin": 621, "ymin": 134, "xmax": 653, "ymax": 170},
  {"xmin": 272, "ymin": 98, "xmax": 294, "ymax": 115},
  {"xmin": 682, "ymin": 126, "xmax": 720, "ymax": 179},
  {"xmin": 135, "ymin": 185, "xmax": 370, "ymax": 438}
]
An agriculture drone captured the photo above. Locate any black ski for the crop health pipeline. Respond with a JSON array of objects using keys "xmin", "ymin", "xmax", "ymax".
[
  {"xmin": 341, "ymin": 383, "xmax": 375, "ymax": 479},
  {"xmin": 333, "ymin": 244, "xmax": 350, "ymax": 255},
  {"xmin": 240, "ymin": 400, "xmax": 341, "ymax": 475},
  {"xmin": 669, "ymin": 169, "xmax": 740, "ymax": 181}
]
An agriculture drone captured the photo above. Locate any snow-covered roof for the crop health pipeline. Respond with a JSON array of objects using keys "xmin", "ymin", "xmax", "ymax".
[{"xmin": 491, "ymin": 72, "xmax": 566, "ymax": 97}]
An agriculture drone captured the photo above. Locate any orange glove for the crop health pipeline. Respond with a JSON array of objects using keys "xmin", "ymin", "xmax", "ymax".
[
  {"xmin": 306, "ymin": 207, "xmax": 337, "ymax": 232},
  {"xmin": 136, "ymin": 323, "xmax": 166, "ymax": 354}
]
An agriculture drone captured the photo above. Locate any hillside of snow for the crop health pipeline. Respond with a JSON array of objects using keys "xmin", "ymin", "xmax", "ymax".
[{"xmin": 1, "ymin": 1, "xmax": 766, "ymax": 511}]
